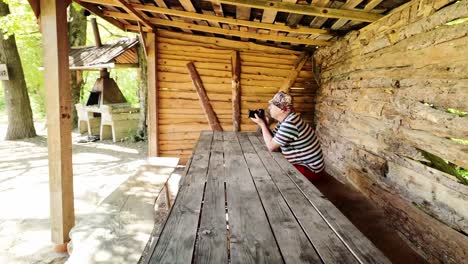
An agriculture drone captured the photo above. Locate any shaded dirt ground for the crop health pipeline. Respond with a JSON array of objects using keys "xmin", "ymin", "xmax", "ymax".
[
  {"xmin": 314, "ymin": 173, "xmax": 428, "ymax": 264},
  {"xmin": 0, "ymin": 121, "xmax": 148, "ymax": 264}
]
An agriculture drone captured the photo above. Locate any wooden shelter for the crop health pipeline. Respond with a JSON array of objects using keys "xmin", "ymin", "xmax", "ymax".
[
  {"xmin": 69, "ymin": 37, "xmax": 139, "ymax": 70},
  {"xmin": 27, "ymin": 0, "xmax": 467, "ymax": 262}
]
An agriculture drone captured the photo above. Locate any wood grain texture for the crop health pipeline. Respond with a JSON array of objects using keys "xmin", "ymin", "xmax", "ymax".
[
  {"xmin": 186, "ymin": 62, "xmax": 223, "ymax": 131},
  {"xmin": 268, "ymin": 140, "xmax": 391, "ymax": 264},
  {"xmin": 40, "ymin": 0, "xmax": 75, "ymax": 244},
  {"xmin": 222, "ymin": 132, "xmax": 283, "ymax": 263},
  {"xmin": 149, "ymin": 132, "xmax": 213, "ymax": 263},
  {"xmin": 247, "ymin": 135, "xmax": 358, "ymax": 264},
  {"xmin": 194, "ymin": 131, "xmax": 228, "ymax": 263},
  {"xmin": 231, "ymin": 51, "xmax": 241, "ymax": 131},
  {"xmin": 313, "ymin": 1, "xmax": 468, "ymax": 262},
  {"xmin": 147, "ymin": 32, "xmax": 158, "ymax": 156},
  {"xmin": 237, "ymin": 134, "xmax": 324, "ymax": 263}
]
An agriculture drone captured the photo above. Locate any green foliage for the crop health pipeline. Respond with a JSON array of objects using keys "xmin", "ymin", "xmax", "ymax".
[
  {"xmin": 85, "ymin": 17, "xmax": 134, "ymax": 46},
  {"xmin": 0, "ymin": 0, "xmax": 38, "ymax": 38},
  {"xmin": 446, "ymin": 108, "xmax": 467, "ymax": 117},
  {"xmin": 0, "ymin": 85, "xmax": 4, "ymax": 111},
  {"xmin": 0, "ymin": 1, "xmax": 140, "ymax": 120},
  {"xmin": 81, "ymin": 68, "xmax": 139, "ymax": 105},
  {"xmin": 125, "ymin": 129, "xmax": 147, "ymax": 143},
  {"xmin": 0, "ymin": 0, "xmax": 44, "ymax": 119},
  {"xmin": 445, "ymin": 17, "xmax": 468, "ymax": 26},
  {"xmin": 420, "ymin": 149, "xmax": 468, "ymax": 185}
]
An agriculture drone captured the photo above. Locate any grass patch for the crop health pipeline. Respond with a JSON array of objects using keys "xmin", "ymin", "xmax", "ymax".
[
  {"xmin": 420, "ymin": 149, "xmax": 468, "ymax": 185},
  {"xmin": 446, "ymin": 108, "xmax": 468, "ymax": 117},
  {"xmin": 445, "ymin": 17, "xmax": 468, "ymax": 26}
]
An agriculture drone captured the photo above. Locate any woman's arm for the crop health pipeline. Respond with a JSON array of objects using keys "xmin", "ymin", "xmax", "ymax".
[{"xmin": 251, "ymin": 114, "xmax": 281, "ymax": 152}]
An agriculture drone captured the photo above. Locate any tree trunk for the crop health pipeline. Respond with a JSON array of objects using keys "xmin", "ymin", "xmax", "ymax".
[
  {"xmin": 68, "ymin": 3, "xmax": 87, "ymax": 128},
  {"xmin": 137, "ymin": 42, "xmax": 148, "ymax": 140},
  {"xmin": 0, "ymin": 0, "xmax": 36, "ymax": 139}
]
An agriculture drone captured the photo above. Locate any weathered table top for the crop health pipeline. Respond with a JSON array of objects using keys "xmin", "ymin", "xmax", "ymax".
[{"xmin": 145, "ymin": 131, "xmax": 391, "ymax": 264}]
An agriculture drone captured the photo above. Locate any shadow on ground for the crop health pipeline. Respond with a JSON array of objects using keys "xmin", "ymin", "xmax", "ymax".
[{"xmin": 313, "ymin": 173, "xmax": 428, "ymax": 264}]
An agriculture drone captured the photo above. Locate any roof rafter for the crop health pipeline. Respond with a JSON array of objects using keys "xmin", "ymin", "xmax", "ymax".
[
  {"xmin": 109, "ymin": 5, "xmax": 332, "ymax": 36},
  {"xmin": 219, "ymin": 0, "xmax": 384, "ymax": 22},
  {"xmin": 113, "ymin": 0, "xmax": 154, "ymax": 30},
  {"xmin": 120, "ymin": 15, "xmax": 331, "ymax": 46},
  {"xmin": 77, "ymin": 0, "xmax": 331, "ymax": 36},
  {"xmin": 74, "ymin": 0, "xmax": 126, "ymax": 31}
]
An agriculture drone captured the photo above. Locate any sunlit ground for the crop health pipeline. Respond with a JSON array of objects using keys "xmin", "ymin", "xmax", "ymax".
[{"xmin": 0, "ymin": 121, "xmax": 152, "ymax": 264}]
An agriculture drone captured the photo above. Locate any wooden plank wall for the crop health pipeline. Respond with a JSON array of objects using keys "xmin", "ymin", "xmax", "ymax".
[
  {"xmin": 157, "ymin": 31, "xmax": 317, "ymax": 163},
  {"xmin": 313, "ymin": 0, "xmax": 468, "ymax": 263}
]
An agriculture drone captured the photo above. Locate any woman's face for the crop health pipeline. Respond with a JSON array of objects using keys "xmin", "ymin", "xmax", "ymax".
[{"xmin": 268, "ymin": 103, "xmax": 282, "ymax": 120}]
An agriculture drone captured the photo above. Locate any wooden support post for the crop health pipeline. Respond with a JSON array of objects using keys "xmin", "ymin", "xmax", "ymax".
[
  {"xmin": 231, "ymin": 51, "xmax": 241, "ymax": 132},
  {"xmin": 279, "ymin": 52, "xmax": 309, "ymax": 93},
  {"xmin": 186, "ymin": 62, "xmax": 223, "ymax": 131},
  {"xmin": 40, "ymin": 0, "xmax": 74, "ymax": 244},
  {"xmin": 147, "ymin": 32, "xmax": 158, "ymax": 157},
  {"xmin": 164, "ymin": 182, "xmax": 172, "ymax": 209}
]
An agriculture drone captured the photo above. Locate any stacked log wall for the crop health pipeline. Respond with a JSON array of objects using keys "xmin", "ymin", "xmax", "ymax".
[
  {"xmin": 157, "ymin": 31, "xmax": 318, "ymax": 163},
  {"xmin": 314, "ymin": 0, "xmax": 468, "ymax": 262}
]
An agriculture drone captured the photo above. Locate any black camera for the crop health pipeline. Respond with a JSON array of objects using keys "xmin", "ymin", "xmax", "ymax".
[{"xmin": 248, "ymin": 109, "xmax": 265, "ymax": 119}]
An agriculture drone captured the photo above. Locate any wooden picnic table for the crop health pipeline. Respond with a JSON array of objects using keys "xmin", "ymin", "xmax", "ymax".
[{"xmin": 144, "ymin": 131, "xmax": 391, "ymax": 264}]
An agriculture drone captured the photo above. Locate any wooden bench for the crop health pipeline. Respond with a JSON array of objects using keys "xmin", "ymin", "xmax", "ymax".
[
  {"xmin": 99, "ymin": 103, "xmax": 140, "ymax": 142},
  {"xmin": 143, "ymin": 131, "xmax": 391, "ymax": 263},
  {"xmin": 67, "ymin": 157, "xmax": 179, "ymax": 264}
]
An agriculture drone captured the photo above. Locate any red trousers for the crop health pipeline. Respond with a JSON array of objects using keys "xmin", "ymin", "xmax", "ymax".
[{"xmin": 293, "ymin": 164, "xmax": 323, "ymax": 182}]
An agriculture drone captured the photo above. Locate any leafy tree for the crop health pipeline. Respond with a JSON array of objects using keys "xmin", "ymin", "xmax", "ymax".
[
  {"xmin": 0, "ymin": 0, "xmax": 36, "ymax": 139},
  {"xmin": 68, "ymin": 3, "xmax": 87, "ymax": 128},
  {"xmin": 0, "ymin": 0, "xmax": 43, "ymax": 119}
]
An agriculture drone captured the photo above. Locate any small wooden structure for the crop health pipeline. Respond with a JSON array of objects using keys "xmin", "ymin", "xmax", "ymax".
[
  {"xmin": 27, "ymin": 0, "xmax": 467, "ymax": 262},
  {"xmin": 70, "ymin": 37, "xmax": 141, "ymax": 141}
]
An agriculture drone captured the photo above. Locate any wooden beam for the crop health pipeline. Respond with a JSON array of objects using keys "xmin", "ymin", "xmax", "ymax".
[
  {"xmin": 40, "ymin": 0, "xmax": 74, "ymax": 244},
  {"xmin": 121, "ymin": 16, "xmax": 331, "ymax": 45},
  {"xmin": 331, "ymin": 0, "xmax": 366, "ymax": 30},
  {"xmin": 77, "ymin": 0, "xmax": 115, "ymax": 5},
  {"xmin": 286, "ymin": 0, "xmax": 307, "ymax": 27},
  {"xmin": 219, "ymin": 0, "xmax": 384, "ymax": 22},
  {"xmin": 309, "ymin": 0, "xmax": 333, "ymax": 28},
  {"xmin": 279, "ymin": 52, "xmax": 309, "ymax": 93},
  {"xmin": 231, "ymin": 51, "xmax": 241, "ymax": 132},
  {"xmin": 236, "ymin": 6, "xmax": 251, "ymax": 20},
  {"xmin": 74, "ymin": 0, "xmax": 126, "ymax": 31},
  {"xmin": 113, "ymin": 0, "xmax": 153, "ymax": 30},
  {"xmin": 186, "ymin": 62, "xmax": 223, "ymax": 131},
  {"xmin": 158, "ymin": 30, "xmax": 300, "ymax": 54},
  {"xmin": 128, "ymin": 4, "xmax": 331, "ymax": 36},
  {"xmin": 138, "ymin": 22, "xmax": 148, "ymax": 57},
  {"xmin": 27, "ymin": 0, "xmax": 40, "ymax": 18},
  {"xmin": 147, "ymin": 32, "xmax": 158, "ymax": 157}
]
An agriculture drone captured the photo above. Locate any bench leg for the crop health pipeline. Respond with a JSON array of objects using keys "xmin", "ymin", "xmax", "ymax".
[
  {"xmin": 88, "ymin": 118, "xmax": 101, "ymax": 136},
  {"xmin": 100, "ymin": 124, "xmax": 113, "ymax": 141},
  {"xmin": 165, "ymin": 182, "xmax": 172, "ymax": 209},
  {"xmin": 78, "ymin": 120, "xmax": 87, "ymax": 134}
]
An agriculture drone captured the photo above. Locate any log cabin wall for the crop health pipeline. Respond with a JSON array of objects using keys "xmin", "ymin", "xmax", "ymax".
[
  {"xmin": 157, "ymin": 31, "xmax": 317, "ymax": 163},
  {"xmin": 313, "ymin": 0, "xmax": 468, "ymax": 262}
]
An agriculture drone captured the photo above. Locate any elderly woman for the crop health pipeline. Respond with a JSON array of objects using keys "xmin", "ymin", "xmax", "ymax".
[{"xmin": 250, "ymin": 92, "xmax": 324, "ymax": 181}]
